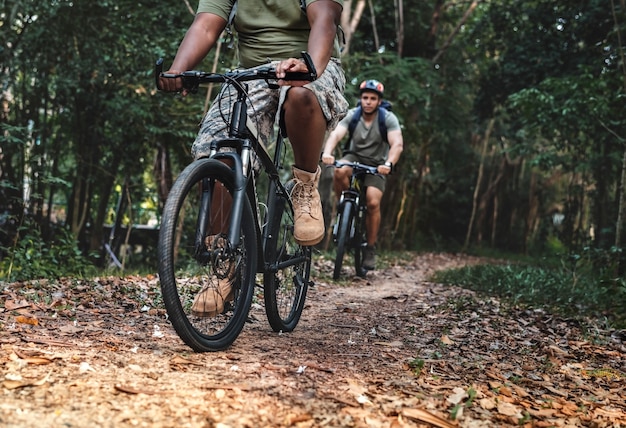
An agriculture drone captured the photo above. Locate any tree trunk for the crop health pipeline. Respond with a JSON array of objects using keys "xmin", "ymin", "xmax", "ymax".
[
  {"xmin": 610, "ymin": 0, "xmax": 626, "ymax": 256},
  {"xmin": 367, "ymin": 0, "xmax": 381, "ymax": 53},
  {"xmin": 432, "ymin": 1, "xmax": 480, "ymax": 64},
  {"xmin": 340, "ymin": 0, "xmax": 366, "ymax": 56},
  {"xmin": 464, "ymin": 118, "xmax": 494, "ymax": 251},
  {"xmin": 395, "ymin": 0, "xmax": 404, "ymax": 58}
]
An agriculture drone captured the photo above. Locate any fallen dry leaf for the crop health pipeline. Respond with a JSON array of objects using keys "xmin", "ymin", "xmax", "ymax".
[
  {"xmin": 4, "ymin": 300, "xmax": 32, "ymax": 310},
  {"xmin": 113, "ymin": 384, "xmax": 170, "ymax": 395},
  {"xmin": 441, "ymin": 335, "xmax": 454, "ymax": 345},
  {"xmin": 15, "ymin": 315, "xmax": 39, "ymax": 326},
  {"xmin": 3, "ymin": 371, "xmax": 51, "ymax": 390},
  {"xmin": 169, "ymin": 355, "xmax": 204, "ymax": 366},
  {"xmin": 402, "ymin": 408, "xmax": 458, "ymax": 428},
  {"xmin": 446, "ymin": 387, "xmax": 468, "ymax": 405},
  {"xmin": 13, "ymin": 350, "xmax": 55, "ymax": 365},
  {"xmin": 497, "ymin": 402, "xmax": 522, "ymax": 418}
]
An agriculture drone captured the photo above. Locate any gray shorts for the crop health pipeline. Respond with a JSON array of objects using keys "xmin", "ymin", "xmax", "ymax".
[
  {"xmin": 340, "ymin": 152, "xmax": 386, "ymax": 193},
  {"xmin": 192, "ymin": 58, "xmax": 349, "ymax": 161}
]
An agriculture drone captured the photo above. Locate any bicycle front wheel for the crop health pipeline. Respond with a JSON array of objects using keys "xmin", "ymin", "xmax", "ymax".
[
  {"xmin": 333, "ymin": 201, "xmax": 355, "ymax": 280},
  {"xmin": 158, "ymin": 159, "xmax": 257, "ymax": 352},
  {"xmin": 264, "ymin": 182, "xmax": 311, "ymax": 332},
  {"xmin": 353, "ymin": 212, "xmax": 368, "ymax": 278}
]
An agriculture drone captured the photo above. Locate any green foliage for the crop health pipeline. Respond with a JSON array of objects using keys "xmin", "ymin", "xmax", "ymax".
[
  {"xmin": 0, "ymin": 219, "xmax": 96, "ymax": 282},
  {"xmin": 433, "ymin": 257, "xmax": 626, "ymax": 328},
  {"xmin": 407, "ymin": 358, "xmax": 425, "ymax": 376},
  {"xmin": 2, "ymin": 0, "xmax": 626, "ymax": 277},
  {"xmin": 0, "ymin": 0, "xmax": 199, "ymax": 271}
]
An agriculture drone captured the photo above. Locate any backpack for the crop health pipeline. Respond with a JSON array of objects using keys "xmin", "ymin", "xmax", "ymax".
[{"xmin": 344, "ymin": 100, "xmax": 393, "ymax": 152}]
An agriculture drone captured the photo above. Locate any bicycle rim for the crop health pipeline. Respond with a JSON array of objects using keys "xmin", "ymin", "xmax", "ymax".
[
  {"xmin": 333, "ymin": 202, "xmax": 353, "ymax": 280},
  {"xmin": 264, "ymin": 183, "xmax": 311, "ymax": 332},
  {"xmin": 158, "ymin": 159, "xmax": 257, "ymax": 352}
]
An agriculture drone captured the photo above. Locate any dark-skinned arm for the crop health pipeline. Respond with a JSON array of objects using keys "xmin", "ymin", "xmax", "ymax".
[
  {"xmin": 276, "ymin": 0, "xmax": 342, "ymax": 84},
  {"xmin": 159, "ymin": 12, "xmax": 227, "ymax": 93}
]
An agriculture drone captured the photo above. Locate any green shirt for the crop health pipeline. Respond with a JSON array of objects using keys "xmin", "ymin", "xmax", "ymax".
[{"xmin": 197, "ymin": 0, "xmax": 343, "ymax": 68}]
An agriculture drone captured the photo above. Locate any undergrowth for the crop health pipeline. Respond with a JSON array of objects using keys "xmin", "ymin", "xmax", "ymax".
[
  {"xmin": 0, "ymin": 220, "xmax": 96, "ymax": 282},
  {"xmin": 432, "ymin": 255, "xmax": 626, "ymax": 329}
]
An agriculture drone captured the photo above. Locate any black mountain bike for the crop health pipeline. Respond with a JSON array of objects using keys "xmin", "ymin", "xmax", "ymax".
[
  {"xmin": 155, "ymin": 53, "xmax": 316, "ymax": 352},
  {"xmin": 331, "ymin": 161, "xmax": 381, "ymax": 280}
]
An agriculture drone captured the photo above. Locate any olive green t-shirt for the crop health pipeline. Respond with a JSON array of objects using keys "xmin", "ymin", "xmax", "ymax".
[
  {"xmin": 197, "ymin": 0, "xmax": 343, "ymax": 68},
  {"xmin": 340, "ymin": 107, "xmax": 401, "ymax": 165}
]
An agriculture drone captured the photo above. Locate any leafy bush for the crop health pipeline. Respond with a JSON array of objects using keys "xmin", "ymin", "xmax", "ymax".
[
  {"xmin": 0, "ymin": 221, "xmax": 96, "ymax": 282},
  {"xmin": 433, "ymin": 257, "xmax": 626, "ymax": 328}
]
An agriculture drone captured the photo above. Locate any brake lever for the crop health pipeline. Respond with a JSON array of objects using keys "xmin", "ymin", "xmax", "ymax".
[{"xmin": 155, "ymin": 58, "xmax": 164, "ymax": 90}]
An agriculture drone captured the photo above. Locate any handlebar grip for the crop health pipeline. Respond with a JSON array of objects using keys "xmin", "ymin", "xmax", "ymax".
[
  {"xmin": 155, "ymin": 58, "xmax": 164, "ymax": 91},
  {"xmin": 282, "ymin": 71, "xmax": 316, "ymax": 81}
]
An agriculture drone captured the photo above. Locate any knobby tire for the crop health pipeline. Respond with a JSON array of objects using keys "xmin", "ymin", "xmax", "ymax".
[
  {"xmin": 158, "ymin": 159, "xmax": 257, "ymax": 352},
  {"xmin": 264, "ymin": 182, "xmax": 311, "ymax": 332},
  {"xmin": 353, "ymin": 209, "xmax": 368, "ymax": 278},
  {"xmin": 333, "ymin": 201, "xmax": 355, "ymax": 280}
]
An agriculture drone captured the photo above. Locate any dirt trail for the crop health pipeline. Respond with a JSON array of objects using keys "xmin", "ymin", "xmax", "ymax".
[{"xmin": 1, "ymin": 253, "xmax": 625, "ymax": 427}]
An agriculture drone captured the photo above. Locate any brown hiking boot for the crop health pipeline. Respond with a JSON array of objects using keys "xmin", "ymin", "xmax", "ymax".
[
  {"xmin": 191, "ymin": 235, "xmax": 236, "ymax": 317},
  {"xmin": 362, "ymin": 245, "xmax": 376, "ymax": 270},
  {"xmin": 291, "ymin": 166, "xmax": 324, "ymax": 246}
]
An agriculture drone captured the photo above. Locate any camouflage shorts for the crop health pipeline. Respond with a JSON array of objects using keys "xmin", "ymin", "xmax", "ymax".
[{"xmin": 191, "ymin": 58, "xmax": 348, "ymax": 161}]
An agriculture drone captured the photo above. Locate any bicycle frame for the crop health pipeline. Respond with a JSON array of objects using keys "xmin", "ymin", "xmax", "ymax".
[
  {"xmin": 335, "ymin": 162, "xmax": 378, "ymax": 237},
  {"xmin": 155, "ymin": 53, "xmax": 317, "ymax": 351},
  {"xmin": 196, "ymin": 90, "xmax": 294, "ymax": 273},
  {"xmin": 332, "ymin": 161, "xmax": 380, "ymax": 279},
  {"xmin": 343, "ymin": 173, "xmax": 365, "ymax": 235},
  {"xmin": 162, "ymin": 63, "xmax": 312, "ymax": 275}
]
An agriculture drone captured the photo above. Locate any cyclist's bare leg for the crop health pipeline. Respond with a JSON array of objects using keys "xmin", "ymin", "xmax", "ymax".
[
  {"xmin": 365, "ymin": 186, "xmax": 383, "ymax": 246},
  {"xmin": 208, "ymin": 184, "xmax": 231, "ymax": 235},
  {"xmin": 283, "ymin": 87, "xmax": 326, "ymax": 172},
  {"xmin": 207, "ymin": 158, "xmax": 236, "ymax": 235},
  {"xmin": 332, "ymin": 166, "xmax": 352, "ymax": 201},
  {"xmin": 282, "ymin": 87, "xmax": 327, "ymax": 245}
]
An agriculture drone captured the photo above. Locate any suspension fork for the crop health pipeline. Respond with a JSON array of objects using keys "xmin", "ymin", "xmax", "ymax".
[
  {"xmin": 195, "ymin": 176, "xmax": 213, "ymax": 260},
  {"xmin": 203, "ymin": 84, "xmax": 254, "ymax": 254}
]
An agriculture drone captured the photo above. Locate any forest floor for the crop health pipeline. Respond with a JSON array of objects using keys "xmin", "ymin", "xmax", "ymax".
[{"xmin": 1, "ymin": 252, "xmax": 625, "ymax": 428}]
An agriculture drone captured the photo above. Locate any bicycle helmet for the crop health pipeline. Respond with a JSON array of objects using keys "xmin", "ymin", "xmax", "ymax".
[{"xmin": 359, "ymin": 79, "xmax": 384, "ymax": 97}]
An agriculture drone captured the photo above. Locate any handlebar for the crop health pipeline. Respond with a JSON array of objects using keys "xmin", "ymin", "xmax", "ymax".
[
  {"xmin": 155, "ymin": 51, "xmax": 317, "ymax": 93},
  {"xmin": 334, "ymin": 161, "xmax": 381, "ymax": 176}
]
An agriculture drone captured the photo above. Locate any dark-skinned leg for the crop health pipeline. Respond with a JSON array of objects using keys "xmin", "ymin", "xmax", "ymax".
[
  {"xmin": 283, "ymin": 87, "xmax": 327, "ymax": 171},
  {"xmin": 282, "ymin": 87, "xmax": 326, "ymax": 246}
]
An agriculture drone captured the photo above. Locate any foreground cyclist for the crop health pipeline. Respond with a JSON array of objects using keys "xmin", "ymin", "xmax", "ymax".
[
  {"xmin": 321, "ymin": 80, "xmax": 404, "ymax": 270},
  {"xmin": 159, "ymin": 0, "xmax": 348, "ymax": 317}
]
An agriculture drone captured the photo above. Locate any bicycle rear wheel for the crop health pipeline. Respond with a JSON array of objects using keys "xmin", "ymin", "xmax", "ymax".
[
  {"xmin": 333, "ymin": 201, "xmax": 355, "ymax": 280},
  {"xmin": 264, "ymin": 182, "xmax": 311, "ymax": 332},
  {"xmin": 158, "ymin": 159, "xmax": 257, "ymax": 352}
]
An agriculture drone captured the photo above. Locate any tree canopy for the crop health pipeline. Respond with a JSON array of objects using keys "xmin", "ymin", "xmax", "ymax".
[{"xmin": 1, "ymin": 0, "xmax": 625, "ymax": 278}]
